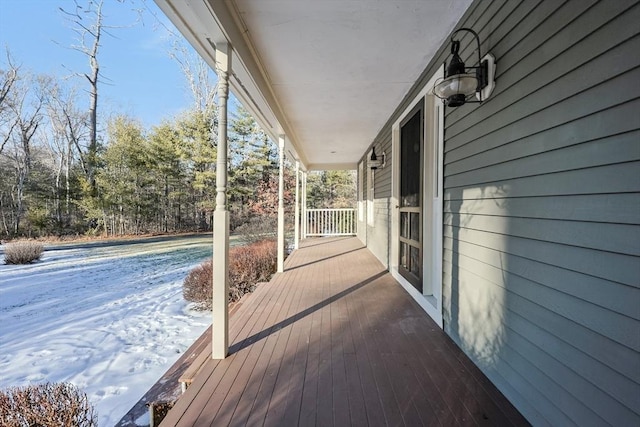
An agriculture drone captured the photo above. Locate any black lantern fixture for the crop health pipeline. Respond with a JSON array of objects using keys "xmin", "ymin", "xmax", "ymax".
[
  {"xmin": 433, "ymin": 28, "xmax": 496, "ymax": 107},
  {"xmin": 368, "ymin": 147, "xmax": 385, "ymax": 170}
]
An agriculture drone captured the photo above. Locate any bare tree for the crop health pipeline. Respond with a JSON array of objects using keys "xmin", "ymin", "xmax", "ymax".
[
  {"xmin": 3, "ymin": 73, "xmax": 45, "ymax": 234},
  {"xmin": 137, "ymin": 0, "xmax": 216, "ymax": 112},
  {"xmin": 169, "ymin": 40, "xmax": 218, "ymax": 113},
  {"xmin": 0, "ymin": 49, "xmax": 20, "ymax": 155},
  {"xmin": 59, "ymin": 0, "xmax": 107, "ymax": 194},
  {"xmin": 44, "ymin": 80, "xmax": 89, "ymax": 221}
]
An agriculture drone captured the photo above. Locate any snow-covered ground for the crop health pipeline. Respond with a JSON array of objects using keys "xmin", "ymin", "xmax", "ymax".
[{"xmin": 0, "ymin": 234, "xmax": 215, "ymax": 426}]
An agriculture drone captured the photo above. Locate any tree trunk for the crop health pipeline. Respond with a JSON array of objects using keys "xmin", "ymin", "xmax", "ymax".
[
  {"xmin": 13, "ymin": 172, "xmax": 25, "ymax": 235},
  {"xmin": 86, "ymin": 1, "xmax": 102, "ymax": 195}
]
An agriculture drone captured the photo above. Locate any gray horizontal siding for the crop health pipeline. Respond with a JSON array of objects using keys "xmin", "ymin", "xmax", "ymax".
[
  {"xmin": 442, "ymin": 247, "xmax": 640, "ymax": 382},
  {"xmin": 445, "ymin": 99, "xmax": 640, "ymax": 176},
  {"xmin": 446, "ymin": 131, "xmax": 640, "ymax": 188},
  {"xmin": 365, "ymin": 0, "xmax": 640, "ymax": 425},
  {"xmin": 445, "ymin": 193, "xmax": 640, "ymax": 225},
  {"xmin": 445, "ymin": 0, "xmax": 639, "ymax": 145},
  {"xmin": 443, "ymin": 249, "xmax": 638, "ymax": 352},
  {"xmin": 445, "ymin": 213, "xmax": 639, "ymax": 256},
  {"xmin": 445, "ymin": 161, "xmax": 640, "ymax": 200},
  {"xmin": 443, "ymin": 235, "xmax": 640, "ymax": 320},
  {"xmin": 371, "ymin": 125, "xmax": 393, "ymax": 200},
  {"xmin": 363, "ymin": 0, "xmax": 640, "ymax": 424},
  {"xmin": 443, "ymin": 260, "xmax": 639, "ymax": 426},
  {"xmin": 443, "ymin": 224, "xmax": 638, "ymax": 287},
  {"xmin": 445, "ymin": 67, "xmax": 640, "ymax": 163}
]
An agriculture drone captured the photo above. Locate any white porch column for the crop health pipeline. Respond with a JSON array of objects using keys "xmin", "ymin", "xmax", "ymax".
[
  {"xmin": 294, "ymin": 161, "xmax": 300, "ymax": 250},
  {"xmin": 302, "ymin": 172, "xmax": 307, "ymax": 239},
  {"xmin": 277, "ymin": 134, "xmax": 285, "ymax": 273},
  {"xmin": 212, "ymin": 43, "xmax": 231, "ymax": 360}
]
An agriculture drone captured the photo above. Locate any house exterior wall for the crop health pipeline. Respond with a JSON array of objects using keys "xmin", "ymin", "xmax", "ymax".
[
  {"xmin": 361, "ymin": 126, "xmax": 393, "ymax": 267},
  {"xmin": 362, "ymin": 0, "xmax": 640, "ymax": 425}
]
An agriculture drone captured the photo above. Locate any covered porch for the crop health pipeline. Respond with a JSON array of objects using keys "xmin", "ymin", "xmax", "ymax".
[
  {"xmin": 151, "ymin": 0, "xmax": 473, "ymax": 360},
  {"xmin": 161, "ymin": 237, "xmax": 528, "ymax": 426}
]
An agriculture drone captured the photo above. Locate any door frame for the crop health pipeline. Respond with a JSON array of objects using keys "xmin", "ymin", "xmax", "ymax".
[
  {"xmin": 397, "ymin": 101, "xmax": 424, "ymax": 291},
  {"xmin": 390, "ymin": 65, "xmax": 445, "ymax": 327}
]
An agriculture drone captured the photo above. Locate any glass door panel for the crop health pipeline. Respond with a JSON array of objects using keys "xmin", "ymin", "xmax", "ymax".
[{"xmin": 398, "ymin": 102, "xmax": 423, "ymax": 292}]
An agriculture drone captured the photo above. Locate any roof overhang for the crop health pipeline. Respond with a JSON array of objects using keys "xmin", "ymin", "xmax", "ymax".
[{"xmin": 154, "ymin": 0, "xmax": 473, "ymax": 170}]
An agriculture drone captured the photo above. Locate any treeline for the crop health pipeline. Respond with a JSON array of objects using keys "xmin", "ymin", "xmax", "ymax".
[
  {"xmin": 0, "ymin": 72, "xmax": 276, "ymax": 238},
  {"xmin": 0, "ymin": 0, "xmax": 355, "ymax": 239},
  {"xmin": 0, "ymin": 68, "xmax": 355, "ymax": 239}
]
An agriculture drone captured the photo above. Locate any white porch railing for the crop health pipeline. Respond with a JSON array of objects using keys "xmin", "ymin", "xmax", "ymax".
[{"xmin": 304, "ymin": 208, "xmax": 357, "ymax": 237}]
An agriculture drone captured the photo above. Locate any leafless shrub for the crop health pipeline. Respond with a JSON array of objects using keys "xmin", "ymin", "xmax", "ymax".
[
  {"xmin": 0, "ymin": 382, "xmax": 97, "ymax": 427},
  {"xmin": 228, "ymin": 239, "xmax": 277, "ymax": 302},
  {"xmin": 183, "ymin": 239, "xmax": 277, "ymax": 310},
  {"xmin": 183, "ymin": 258, "xmax": 213, "ymax": 310},
  {"xmin": 3, "ymin": 241, "xmax": 44, "ymax": 264}
]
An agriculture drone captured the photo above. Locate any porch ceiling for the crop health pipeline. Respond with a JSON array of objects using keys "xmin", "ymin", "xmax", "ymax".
[{"xmin": 155, "ymin": 0, "xmax": 472, "ymax": 170}]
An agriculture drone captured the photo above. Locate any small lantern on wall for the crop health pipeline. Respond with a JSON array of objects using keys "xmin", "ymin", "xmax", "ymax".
[
  {"xmin": 368, "ymin": 147, "xmax": 385, "ymax": 170},
  {"xmin": 433, "ymin": 28, "xmax": 496, "ymax": 107}
]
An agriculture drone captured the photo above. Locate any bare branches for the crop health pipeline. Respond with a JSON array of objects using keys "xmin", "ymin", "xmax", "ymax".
[
  {"xmin": 0, "ymin": 72, "xmax": 46, "ymax": 234},
  {"xmin": 0, "ymin": 382, "xmax": 97, "ymax": 426},
  {"xmin": 44, "ymin": 80, "xmax": 90, "ymax": 177},
  {"xmin": 5, "ymin": 72, "xmax": 45, "ymax": 162},
  {"xmin": 0, "ymin": 49, "xmax": 20, "ymax": 154},
  {"xmin": 0, "ymin": 49, "xmax": 19, "ymax": 108},
  {"xmin": 58, "ymin": 0, "xmax": 107, "ymax": 192},
  {"xmin": 169, "ymin": 39, "xmax": 218, "ymax": 113}
]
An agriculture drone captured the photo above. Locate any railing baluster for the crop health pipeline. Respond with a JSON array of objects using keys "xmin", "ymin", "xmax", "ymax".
[{"xmin": 303, "ymin": 208, "xmax": 357, "ymax": 237}]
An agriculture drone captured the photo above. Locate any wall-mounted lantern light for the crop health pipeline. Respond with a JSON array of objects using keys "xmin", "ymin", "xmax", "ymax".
[
  {"xmin": 433, "ymin": 28, "xmax": 496, "ymax": 107},
  {"xmin": 368, "ymin": 147, "xmax": 385, "ymax": 170}
]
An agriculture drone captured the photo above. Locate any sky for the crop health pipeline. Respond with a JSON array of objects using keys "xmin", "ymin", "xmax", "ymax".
[{"xmin": 0, "ymin": 0, "xmax": 200, "ymax": 128}]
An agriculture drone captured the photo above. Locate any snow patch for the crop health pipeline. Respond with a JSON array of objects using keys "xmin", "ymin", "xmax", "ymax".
[{"xmin": 0, "ymin": 235, "xmax": 212, "ymax": 426}]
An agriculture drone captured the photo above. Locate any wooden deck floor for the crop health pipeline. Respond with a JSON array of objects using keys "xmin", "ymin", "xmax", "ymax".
[{"xmin": 161, "ymin": 237, "xmax": 529, "ymax": 427}]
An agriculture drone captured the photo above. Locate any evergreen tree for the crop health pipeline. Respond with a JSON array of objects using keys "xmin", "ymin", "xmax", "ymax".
[
  {"xmin": 175, "ymin": 108, "xmax": 217, "ymax": 230},
  {"xmin": 307, "ymin": 170, "xmax": 356, "ymax": 209},
  {"xmin": 147, "ymin": 122, "xmax": 188, "ymax": 232},
  {"xmin": 228, "ymin": 106, "xmax": 278, "ymax": 227},
  {"xmin": 95, "ymin": 115, "xmax": 152, "ymax": 235}
]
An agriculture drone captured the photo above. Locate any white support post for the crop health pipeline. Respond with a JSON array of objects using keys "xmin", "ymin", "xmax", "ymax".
[
  {"xmin": 277, "ymin": 135, "xmax": 285, "ymax": 273},
  {"xmin": 212, "ymin": 43, "xmax": 231, "ymax": 360},
  {"xmin": 294, "ymin": 161, "xmax": 300, "ymax": 250},
  {"xmin": 302, "ymin": 172, "xmax": 307, "ymax": 239}
]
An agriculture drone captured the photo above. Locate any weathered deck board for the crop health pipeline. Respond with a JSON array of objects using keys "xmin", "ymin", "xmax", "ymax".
[{"xmin": 160, "ymin": 237, "xmax": 530, "ymax": 427}]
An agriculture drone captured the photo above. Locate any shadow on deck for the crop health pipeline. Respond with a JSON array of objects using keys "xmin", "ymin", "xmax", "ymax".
[{"xmin": 160, "ymin": 236, "xmax": 529, "ymax": 426}]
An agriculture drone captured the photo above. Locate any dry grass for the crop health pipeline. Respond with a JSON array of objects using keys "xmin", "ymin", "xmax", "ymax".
[
  {"xmin": 0, "ymin": 382, "xmax": 97, "ymax": 427},
  {"xmin": 3, "ymin": 241, "xmax": 44, "ymax": 264},
  {"xmin": 234, "ymin": 216, "xmax": 277, "ymax": 244}
]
